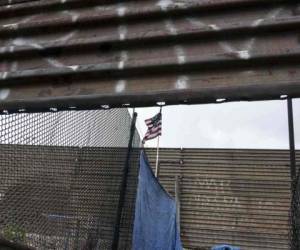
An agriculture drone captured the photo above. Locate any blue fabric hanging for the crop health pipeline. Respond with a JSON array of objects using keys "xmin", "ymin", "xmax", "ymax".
[{"xmin": 132, "ymin": 151, "xmax": 183, "ymax": 250}]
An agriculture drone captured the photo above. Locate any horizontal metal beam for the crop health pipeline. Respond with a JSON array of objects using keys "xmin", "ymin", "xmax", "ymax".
[
  {"xmin": 1, "ymin": 65, "xmax": 299, "ymax": 113},
  {"xmin": 0, "ymin": 0, "xmax": 299, "ymax": 113}
]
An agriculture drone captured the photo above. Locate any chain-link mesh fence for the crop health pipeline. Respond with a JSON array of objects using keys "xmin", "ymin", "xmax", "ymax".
[
  {"xmin": 289, "ymin": 168, "xmax": 300, "ymax": 250},
  {"xmin": 0, "ymin": 108, "xmax": 140, "ymax": 250}
]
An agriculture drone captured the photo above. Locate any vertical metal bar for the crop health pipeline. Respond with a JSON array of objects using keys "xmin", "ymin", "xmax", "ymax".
[
  {"xmin": 287, "ymin": 98, "xmax": 296, "ymax": 180},
  {"xmin": 112, "ymin": 112, "xmax": 137, "ymax": 250},
  {"xmin": 287, "ymin": 97, "xmax": 298, "ymax": 250}
]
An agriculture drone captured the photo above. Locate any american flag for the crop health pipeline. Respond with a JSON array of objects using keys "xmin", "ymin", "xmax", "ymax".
[{"xmin": 142, "ymin": 112, "xmax": 162, "ymax": 144}]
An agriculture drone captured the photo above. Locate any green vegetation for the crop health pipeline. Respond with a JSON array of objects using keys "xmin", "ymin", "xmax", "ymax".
[{"xmin": 2, "ymin": 224, "xmax": 26, "ymax": 243}]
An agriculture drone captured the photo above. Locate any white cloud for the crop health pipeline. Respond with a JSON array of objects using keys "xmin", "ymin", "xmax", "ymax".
[{"xmin": 133, "ymin": 98, "xmax": 300, "ymax": 149}]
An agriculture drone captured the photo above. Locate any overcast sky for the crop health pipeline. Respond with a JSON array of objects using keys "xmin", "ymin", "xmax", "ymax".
[{"xmin": 131, "ymin": 98, "xmax": 300, "ymax": 149}]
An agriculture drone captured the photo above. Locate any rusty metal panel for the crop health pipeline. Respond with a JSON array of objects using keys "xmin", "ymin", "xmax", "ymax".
[
  {"xmin": 0, "ymin": 0, "xmax": 300, "ymax": 112},
  {"xmin": 146, "ymin": 148, "xmax": 295, "ymax": 250}
]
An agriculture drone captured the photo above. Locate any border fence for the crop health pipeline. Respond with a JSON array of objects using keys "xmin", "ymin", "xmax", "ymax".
[
  {"xmin": 146, "ymin": 148, "xmax": 299, "ymax": 250},
  {"xmin": 0, "ymin": 109, "xmax": 140, "ymax": 250},
  {"xmin": 0, "ymin": 108, "xmax": 299, "ymax": 250},
  {"xmin": 290, "ymin": 169, "xmax": 300, "ymax": 250}
]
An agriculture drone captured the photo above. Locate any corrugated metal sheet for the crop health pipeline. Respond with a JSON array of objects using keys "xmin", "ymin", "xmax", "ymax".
[
  {"xmin": 0, "ymin": 0, "xmax": 299, "ymax": 112},
  {"xmin": 146, "ymin": 148, "xmax": 296, "ymax": 250},
  {"xmin": 0, "ymin": 0, "xmax": 38, "ymax": 6}
]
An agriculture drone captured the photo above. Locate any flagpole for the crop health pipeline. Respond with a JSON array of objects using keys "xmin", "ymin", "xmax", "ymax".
[
  {"xmin": 155, "ymin": 135, "xmax": 160, "ymax": 177},
  {"xmin": 155, "ymin": 107, "xmax": 162, "ymax": 178}
]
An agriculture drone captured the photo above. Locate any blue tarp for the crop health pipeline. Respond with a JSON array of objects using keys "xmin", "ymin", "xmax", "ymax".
[
  {"xmin": 212, "ymin": 245, "xmax": 240, "ymax": 250},
  {"xmin": 132, "ymin": 151, "xmax": 183, "ymax": 250}
]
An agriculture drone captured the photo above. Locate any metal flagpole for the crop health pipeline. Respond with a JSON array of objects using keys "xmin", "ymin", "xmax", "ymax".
[
  {"xmin": 155, "ymin": 107, "xmax": 162, "ymax": 178},
  {"xmin": 155, "ymin": 135, "xmax": 160, "ymax": 177}
]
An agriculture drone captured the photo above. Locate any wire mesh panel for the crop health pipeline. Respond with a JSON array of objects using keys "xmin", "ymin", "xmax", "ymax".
[{"xmin": 0, "ymin": 109, "xmax": 140, "ymax": 250}]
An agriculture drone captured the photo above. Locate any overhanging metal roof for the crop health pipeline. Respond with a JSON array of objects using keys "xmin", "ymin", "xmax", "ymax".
[{"xmin": 0, "ymin": 0, "xmax": 299, "ymax": 113}]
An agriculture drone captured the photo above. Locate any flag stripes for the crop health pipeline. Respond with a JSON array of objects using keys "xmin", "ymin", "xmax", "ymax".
[{"xmin": 143, "ymin": 112, "xmax": 162, "ymax": 144}]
